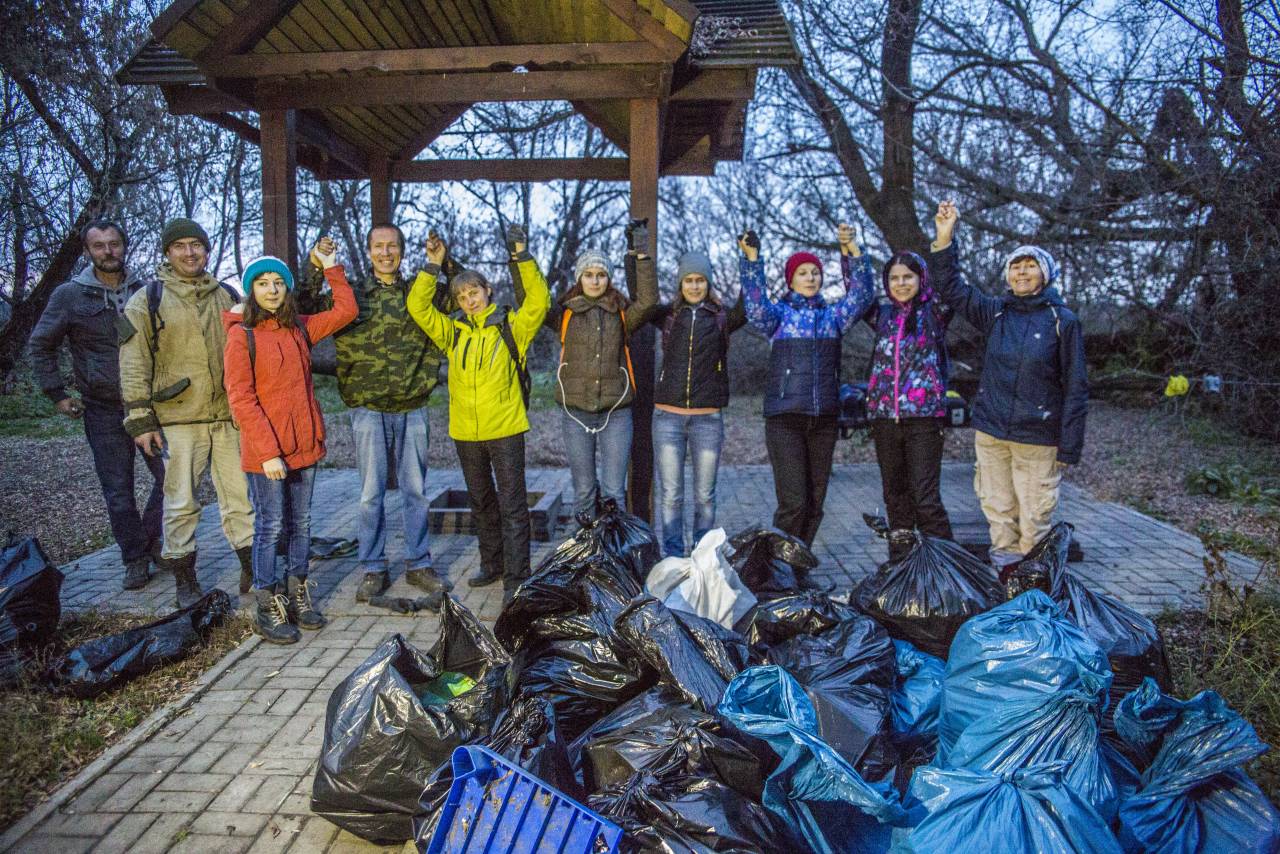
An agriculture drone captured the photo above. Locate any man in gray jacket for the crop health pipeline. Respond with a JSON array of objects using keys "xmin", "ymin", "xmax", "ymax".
[{"xmin": 29, "ymin": 220, "xmax": 165, "ymax": 589}]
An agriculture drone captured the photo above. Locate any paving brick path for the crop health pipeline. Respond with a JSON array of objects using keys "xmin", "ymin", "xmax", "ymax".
[{"xmin": 3, "ymin": 464, "xmax": 1258, "ymax": 852}]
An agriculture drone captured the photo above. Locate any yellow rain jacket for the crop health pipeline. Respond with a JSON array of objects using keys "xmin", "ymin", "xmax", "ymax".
[{"xmin": 407, "ymin": 256, "xmax": 550, "ymax": 441}]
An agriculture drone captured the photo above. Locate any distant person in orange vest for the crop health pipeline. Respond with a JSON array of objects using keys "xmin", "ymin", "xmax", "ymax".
[{"xmin": 548, "ymin": 221, "xmax": 659, "ymax": 519}]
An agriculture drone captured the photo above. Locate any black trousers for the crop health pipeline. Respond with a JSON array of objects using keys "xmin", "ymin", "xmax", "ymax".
[
  {"xmin": 454, "ymin": 433, "xmax": 530, "ymax": 588},
  {"xmin": 764, "ymin": 413, "xmax": 839, "ymax": 547},
  {"xmin": 870, "ymin": 417, "xmax": 952, "ymax": 539},
  {"xmin": 83, "ymin": 401, "xmax": 165, "ymax": 564}
]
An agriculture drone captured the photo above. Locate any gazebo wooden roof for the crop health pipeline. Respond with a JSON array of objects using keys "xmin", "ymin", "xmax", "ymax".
[{"xmin": 117, "ymin": 0, "xmax": 798, "ymax": 520}]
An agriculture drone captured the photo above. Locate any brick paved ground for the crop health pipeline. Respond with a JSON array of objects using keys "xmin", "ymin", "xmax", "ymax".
[{"xmin": 3, "ymin": 463, "xmax": 1258, "ymax": 853}]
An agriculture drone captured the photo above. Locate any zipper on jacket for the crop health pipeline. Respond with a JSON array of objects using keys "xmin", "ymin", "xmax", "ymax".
[
  {"xmin": 685, "ymin": 306, "xmax": 696, "ymax": 407},
  {"xmin": 893, "ymin": 310, "xmax": 905, "ymax": 422},
  {"xmin": 780, "ymin": 367, "xmax": 791, "ymax": 399},
  {"xmin": 811, "ymin": 309, "xmax": 820, "ymax": 414}
]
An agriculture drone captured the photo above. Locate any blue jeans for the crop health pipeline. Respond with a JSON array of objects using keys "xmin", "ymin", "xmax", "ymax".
[
  {"xmin": 83, "ymin": 401, "xmax": 164, "ymax": 564},
  {"xmin": 653, "ymin": 409, "xmax": 724, "ymax": 556},
  {"xmin": 561, "ymin": 406, "xmax": 632, "ymax": 519},
  {"xmin": 350, "ymin": 407, "xmax": 432, "ymax": 573},
  {"xmin": 247, "ymin": 464, "xmax": 317, "ymax": 590}
]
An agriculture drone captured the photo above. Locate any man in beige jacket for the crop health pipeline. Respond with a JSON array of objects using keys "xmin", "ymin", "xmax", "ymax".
[{"xmin": 119, "ymin": 218, "xmax": 254, "ymax": 607}]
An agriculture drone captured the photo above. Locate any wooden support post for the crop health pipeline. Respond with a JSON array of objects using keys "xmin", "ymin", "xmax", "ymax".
[
  {"xmin": 369, "ymin": 154, "xmax": 392, "ymax": 223},
  {"xmin": 627, "ymin": 97, "xmax": 660, "ymax": 522},
  {"xmin": 259, "ymin": 109, "xmax": 298, "ymax": 270}
]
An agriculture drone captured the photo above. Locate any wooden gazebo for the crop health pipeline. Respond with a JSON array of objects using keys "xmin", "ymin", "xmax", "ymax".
[{"xmin": 117, "ymin": 0, "xmax": 799, "ymax": 517}]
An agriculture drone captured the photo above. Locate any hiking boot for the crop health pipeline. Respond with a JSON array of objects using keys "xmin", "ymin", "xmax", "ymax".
[
  {"xmin": 235, "ymin": 545, "xmax": 254, "ymax": 595},
  {"xmin": 355, "ymin": 570, "xmax": 390, "ymax": 603},
  {"xmin": 166, "ymin": 552, "xmax": 203, "ymax": 610},
  {"xmin": 287, "ymin": 575, "xmax": 326, "ymax": 630},
  {"xmin": 405, "ymin": 565, "xmax": 452, "ymax": 594},
  {"xmin": 254, "ymin": 586, "xmax": 300, "ymax": 645},
  {"xmin": 467, "ymin": 566, "xmax": 503, "ymax": 588},
  {"xmin": 122, "ymin": 557, "xmax": 150, "ymax": 591}
]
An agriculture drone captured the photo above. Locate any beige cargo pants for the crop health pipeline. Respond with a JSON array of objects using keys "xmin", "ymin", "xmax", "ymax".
[
  {"xmin": 973, "ymin": 430, "xmax": 1062, "ymax": 564},
  {"xmin": 160, "ymin": 421, "xmax": 254, "ymax": 558}
]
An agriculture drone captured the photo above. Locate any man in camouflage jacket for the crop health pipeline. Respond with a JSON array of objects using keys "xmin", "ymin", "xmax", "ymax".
[{"xmin": 296, "ymin": 223, "xmax": 455, "ymax": 601}]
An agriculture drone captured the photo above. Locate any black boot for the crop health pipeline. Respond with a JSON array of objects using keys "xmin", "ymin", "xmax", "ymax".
[
  {"xmin": 122, "ymin": 557, "xmax": 150, "ymax": 591},
  {"xmin": 236, "ymin": 546, "xmax": 254, "ymax": 595},
  {"xmin": 166, "ymin": 552, "xmax": 203, "ymax": 610},
  {"xmin": 405, "ymin": 565, "xmax": 452, "ymax": 594},
  {"xmin": 287, "ymin": 575, "xmax": 326, "ymax": 630},
  {"xmin": 468, "ymin": 566, "xmax": 503, "ymax": 588},
  {"xmin": 355, "ymin": 570, "xmax": 390, "ymax": 603},
  {"xmin": 254, "ymin": 586, "xmax": 300, "ymax": 645},
  {"xmin": 887, "ymin": 529, "xmax": 916, "ymax": 563}
]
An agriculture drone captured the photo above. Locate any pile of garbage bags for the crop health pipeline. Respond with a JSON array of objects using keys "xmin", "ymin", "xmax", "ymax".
[
  {"xmin": 0, "ymin": 535, "xmax": 63, "ymax": 686},
  {"xmin": 305, "ymin": 508, "xmax": 1277, "ymax": 853}
]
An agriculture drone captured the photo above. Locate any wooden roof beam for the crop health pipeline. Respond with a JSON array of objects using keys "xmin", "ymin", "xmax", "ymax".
[
  {"xmin": 394, "ymin": 105, "xmax": 471, "ymax": 160},
  {"xmin": 571, "ymin": 100, "xmax": 631, "ymax": 153},
  {"xmin": 200, "ymin": 113, "xmax": 360, "ymax": 180},
  {"xmin": 255, "ymin": 67, "xmax": 667, "ymax": 110},
  {"xmin": 212, "ymin": 42, "xmax": 667, "ymax": 78},
  {"xmin": 393, "ymin": 158, "xmax": 631, "ymax": 183},
  {"xmin": 598, "ymin": 0, "xmax": 693, "ymax": 61},
  {"xmin": 196, "ymin": 0, "xmax": 298, "ymax": 63}
]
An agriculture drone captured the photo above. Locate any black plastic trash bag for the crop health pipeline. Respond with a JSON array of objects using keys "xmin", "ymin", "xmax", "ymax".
[
  {"xmin": 0, "ymin": 535, "xmax": 63, "ymax": 656},
  {"xmin": 411, "ymin": 694, "xmax": 580, "ymax": 848},
  {"xmin": 851, "ymin": 514, "xmax": 1001, "ymax": 659},
  {"xmin": 904, "ymin": 763, "xmax": 1122, "ymax": 854},
  {"xmin": 726, "ymin": 526, "xmax": 819, "ymax": 599},
  {"xmin": 889, "ymin": 640, "xmax": 944, "ymax": 760},
  {"xmin": 765, "ymin": 613, "xmax": 900, "ymax": 785},
  {"xmin": 1113, "ymin": 678, "xmax": 1280, "ymax": 853},
  {"xmin": 498, "ymin": 552, "xmax": 651, "ymax": 741},
  {"xmin": 312, "ymin": 597, "xmax": 512, "ymax": 843},
  {"xmin": 53, "ymin": 589, "xmax": 233, "ymax": 698},
  {"xmin": 740, "ymin": 591, "xmax": 860, "ymax": 655},
  {"xmin": 543, "ymin": 498, "xmax": 661, "ymax": 584},
  {"xmin": 1007, "ymin": 522, "xmax": 1173, "ymax": 718},
  {"xmin": 615, "ymin": 597, "xmax": 734, "ymax": 712},
  {"xmin": 670, "ymin": 609, "xmax": 750, "ymax": 681},
  {"xmin": 573, "ymin": 690, "xmax": 792, "ymax": 852},
  {"xmin": 939, "ymin": 590, "xmax": 1112, "ymax": 762}
]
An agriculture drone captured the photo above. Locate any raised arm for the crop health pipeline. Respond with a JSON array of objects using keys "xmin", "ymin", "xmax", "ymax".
[
  {"xmin": 406, "ymin": 248, "xmax": 454, "ymax": 355},
  {"xmin": 1056, "ymin": 314, "xmax": 1089, "ymax": 465},
  {"xmin": 509, "ymin": 252, "xmax": 551, "ymax": 355},
  {"xmin": 623, "ymin": 219, "xmax": 659, "ymax": 335},
  {"xmin": 928, "ymin": 201, "xmax": 1001, "ymax": 330},
  {"xmin": 738, "ymin": 229, "xmax": 782, "ymax": 335},
  {"xmin": 832, "ymin": 223, "xmax": 876, "ymax": 332},
  {"xmin": 726, "ymin": 287, "xmax": 748, "ymax": 333},
  {"xmin": 299, "ymin": 239, "xmax": 358, "ymax": 341}
]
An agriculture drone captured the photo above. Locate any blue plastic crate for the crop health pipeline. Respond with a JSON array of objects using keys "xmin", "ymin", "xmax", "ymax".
[{"xmin": 426, "ymin": 745, "xmax": 623, "ymax": 854}]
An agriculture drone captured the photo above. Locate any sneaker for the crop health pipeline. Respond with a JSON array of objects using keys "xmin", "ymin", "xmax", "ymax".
[
  {"xmin": 287, "ymin": 575, "xmax": 326, "ymax": 630},
  {"xmin": 405, "ymin": 566, "xmax": 452, "ymax": 594},
  {"xmin": 254, "ymin": 586, "xmax": 300, "ymax": 645},
  {"xmin": 355, "ymin": 570, "xmax": 390, "ymax": 603}
]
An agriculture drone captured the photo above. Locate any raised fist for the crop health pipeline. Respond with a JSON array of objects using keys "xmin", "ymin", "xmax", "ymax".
[
  {"xmin": 737, "ymin": 229, "xmax": 760, "ymax": 261},
  {"xmin": 625, "ymin": 218, "xmax": 649, "ymax": 254},
  {"xmin": 426, "ymin": 230, "xmax": 448, "ymax": 266},
  {"xmin": 504, "ymin": 223, "xmax": 527, "ymax": 256},
  {"xmin": 310, "ymin": 236, "xmax": 337, "ymax": 269}
]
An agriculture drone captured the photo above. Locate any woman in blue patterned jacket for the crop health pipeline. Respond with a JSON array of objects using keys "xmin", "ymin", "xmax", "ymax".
[
  {"xmin": 739, "ymin": 223, "xmax": 875, "ymax": 546},
  {"xmin": 861, "ymin": 251, "xmax": 954, "ymax": 560}
]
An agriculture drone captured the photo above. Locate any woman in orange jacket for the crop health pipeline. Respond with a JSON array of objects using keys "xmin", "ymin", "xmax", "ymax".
[{"xmin": 224, "ymin": 238, "xmax": 357, "ymax": 644}]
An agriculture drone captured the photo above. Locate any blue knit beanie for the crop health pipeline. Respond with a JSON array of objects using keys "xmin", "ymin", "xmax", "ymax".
[{"xmin": 242, "ymin": 255, "xmax": 295, "ymax": 292}]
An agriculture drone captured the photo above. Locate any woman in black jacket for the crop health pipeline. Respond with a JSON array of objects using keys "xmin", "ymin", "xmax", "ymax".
[{"xmin": 651, "ymin": 251, "xmax": 746, "ymax": 556}]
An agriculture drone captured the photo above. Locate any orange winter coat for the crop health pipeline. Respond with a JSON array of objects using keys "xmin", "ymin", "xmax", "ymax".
[{"xmin": 223, "ymin": 265, "xmax": 358, "ymax": 473}]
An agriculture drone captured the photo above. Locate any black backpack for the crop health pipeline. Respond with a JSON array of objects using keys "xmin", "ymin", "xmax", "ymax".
[
  {"xmin": 243, "ymin": 322, "xmax": 312, "ymax": 369},
  {"xmin": 145, "ymin": 278, "xmax": 240, "ymax": 355}
]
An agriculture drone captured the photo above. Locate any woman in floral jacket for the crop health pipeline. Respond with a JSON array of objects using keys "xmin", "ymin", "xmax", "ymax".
[{"xmin": 862, "ymin": 250, "xmax": 953, "ymax": 559}]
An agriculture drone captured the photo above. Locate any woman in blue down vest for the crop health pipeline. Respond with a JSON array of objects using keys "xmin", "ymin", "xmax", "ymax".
[{"xmin": 739, "ymin": 223, "xmax": 875, "ymax": 547}]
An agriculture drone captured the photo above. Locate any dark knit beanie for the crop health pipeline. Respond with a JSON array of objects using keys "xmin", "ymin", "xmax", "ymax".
[{"xmin": 161, "ymin": 218, "xmax": 211, "ymax": 253}]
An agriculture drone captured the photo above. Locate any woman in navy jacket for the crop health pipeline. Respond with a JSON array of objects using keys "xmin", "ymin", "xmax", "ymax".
[
  {"xmin": 739, "ymin": 224, "xmax": 875, "ymax": 546},
  {"xmin": 929, "ymin": 200, "xmax": 1088, "ymax": 569}
]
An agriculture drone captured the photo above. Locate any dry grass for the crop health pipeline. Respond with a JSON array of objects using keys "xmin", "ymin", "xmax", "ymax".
[{"xmin": 0, "ymin": 610, "xmax": 251, "ymax": 832}]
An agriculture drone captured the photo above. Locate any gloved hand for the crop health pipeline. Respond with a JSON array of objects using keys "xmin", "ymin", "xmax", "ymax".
[
  {"xmin": 625, "ymin": 218, "xmax": 650, "ymax": 253},
  {"xmin": 504, "ymin": 223, "xmax": 527, "ymax": 256}
]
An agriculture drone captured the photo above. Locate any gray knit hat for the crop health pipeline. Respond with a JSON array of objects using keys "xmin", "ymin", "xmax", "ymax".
[
  {"xmin": 161, "ymin": 218, "xmax": 210, "ymax": 253},
  {"xmin": 573, "ymin": 250, "xmax": 611, "ymax": 285},
  {"xmin": 675, "ymin": 251, "xmax": 713, "ymax": 286}
]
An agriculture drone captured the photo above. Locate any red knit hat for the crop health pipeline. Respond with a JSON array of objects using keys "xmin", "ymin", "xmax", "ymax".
[{"xmin": 784, "ymin": 251, "xmax": 823, "ymax": 289}]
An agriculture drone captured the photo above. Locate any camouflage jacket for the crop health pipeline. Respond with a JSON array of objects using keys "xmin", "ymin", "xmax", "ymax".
[{"xmin": 299, "ymin": 263, "xmax": 455, "ymax": 413}]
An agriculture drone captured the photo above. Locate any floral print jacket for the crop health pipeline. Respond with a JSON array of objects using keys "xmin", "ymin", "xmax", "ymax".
[{"xmin": 863, "ymin": 268, "xmax": 952, "ymax": 421}]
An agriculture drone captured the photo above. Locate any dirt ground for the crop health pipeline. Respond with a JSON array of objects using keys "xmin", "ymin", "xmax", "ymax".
[{"xmin": 2, "ymin": 396, "xmax": 1275, "ymax": 567}]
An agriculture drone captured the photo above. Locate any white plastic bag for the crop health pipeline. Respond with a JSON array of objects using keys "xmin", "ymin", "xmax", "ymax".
[{"xmin": 645, "ymin": 529, "xmax": 757, "ymax": 629}]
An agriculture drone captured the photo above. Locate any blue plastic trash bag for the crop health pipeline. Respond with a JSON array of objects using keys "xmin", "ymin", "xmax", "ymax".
[
  {"xmin": 902, "ymin": 762, "xmax": 1122, "ymax": 854},
  {"xmin": 1113, "ymin": 678, "xmax": 1280, "ymax": 854},
  {"xmin": 890, "ymin": 640, "xmax": 944, "ymax": 758},
  {"xmin": 945, "ymin": 687, "xmax": 1119, "ymax": 820},
  {"xmin": 717, "ymin": 666, "xmax": 906, "ymax": 854},
  {"xmin": 939, "ymin": 590, "xmax": 1111, "ymax": 760}
]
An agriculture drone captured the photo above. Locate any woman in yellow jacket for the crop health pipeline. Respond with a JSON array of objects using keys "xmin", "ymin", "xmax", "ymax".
[{"xmin": 407, "ymin": 225, "xmax": 550, "ymax": 601}]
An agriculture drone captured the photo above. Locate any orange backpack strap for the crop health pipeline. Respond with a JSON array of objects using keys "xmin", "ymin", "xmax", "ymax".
[
  {"xmin": 619, "ymin": 307, "xmax": 636, "ymax": 390},
  {"xmin": 558, "ymin": 308, "xmax": 572, "ymax": 369}
]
